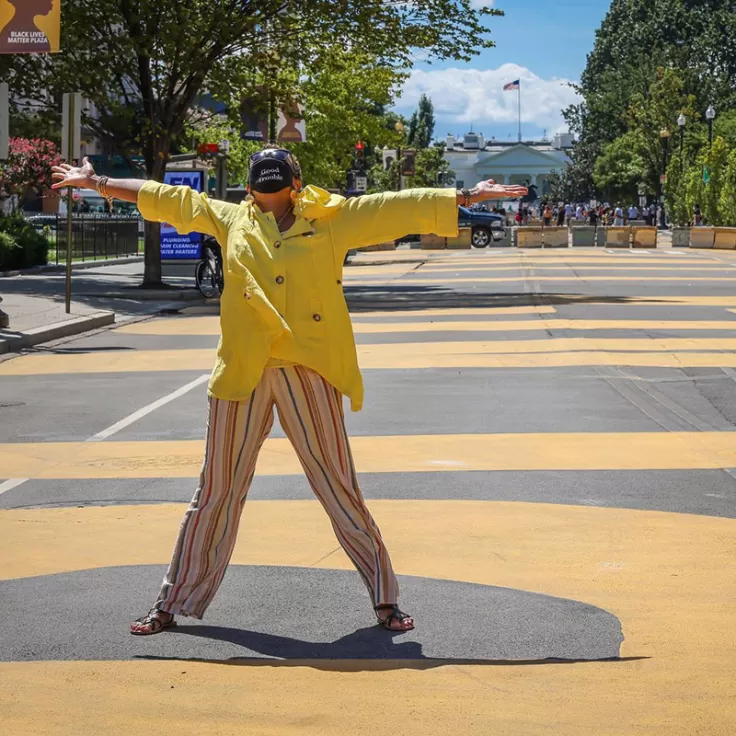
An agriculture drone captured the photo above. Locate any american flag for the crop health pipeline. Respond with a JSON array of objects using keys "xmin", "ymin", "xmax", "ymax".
[{"xmin": 504, "ymin": 80, "xmax": 520, "ymax": 91}]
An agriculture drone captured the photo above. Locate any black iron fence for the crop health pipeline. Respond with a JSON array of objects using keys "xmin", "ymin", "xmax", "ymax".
[{"xmin": 42, "ymin": 215, "xmax": 140, "ymax": 264}]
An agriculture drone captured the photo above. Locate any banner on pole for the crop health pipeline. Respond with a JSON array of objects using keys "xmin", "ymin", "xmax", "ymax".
[
  {"xmin": 277, "ymin": 101, "xmax": 306, "ymax": 143},
  {"xmin": 240, "ymin": 95, "xmax": 269, "ymax": 142},
  {"xmin": 0, "ymin": 0, "xmax": 61, "ymax": 54}
]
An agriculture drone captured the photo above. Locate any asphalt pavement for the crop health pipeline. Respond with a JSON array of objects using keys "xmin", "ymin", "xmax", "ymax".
[{"xmin": 1, "ymin": 245, "xmax": 736, "ymax": 735}]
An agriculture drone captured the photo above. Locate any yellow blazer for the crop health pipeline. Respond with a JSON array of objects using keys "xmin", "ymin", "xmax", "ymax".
[{"xmin": 137, "ymin": 182, "xmax": 458, "ymax": 410}]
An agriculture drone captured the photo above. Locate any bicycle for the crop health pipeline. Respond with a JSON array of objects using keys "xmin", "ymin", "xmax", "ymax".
[{"xmin": 195, "ymin": 237, "xmax": 224, "ymax": 298}]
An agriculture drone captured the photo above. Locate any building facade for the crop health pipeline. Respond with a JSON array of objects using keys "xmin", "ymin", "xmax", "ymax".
[{"xmin": 444, "ymin": 132, "xmax": 573, "ymax": 198}]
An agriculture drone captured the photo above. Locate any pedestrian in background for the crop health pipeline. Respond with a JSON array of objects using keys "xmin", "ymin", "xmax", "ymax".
[
  {"xmin": 693, "ymin": 204, "xmax": 702, "ymax": 226},
  {"xmin": 556, "ymin": 203, "xmax": 565, "ymax": 227},
  {"xmin": 51, "ymin": 152, "xmax": 526, "ymax": 637},
  {"xmin": 613, "ymin": 204, "xmax": 625, "ymax": 226},
  {"xmin": 543, "ymin": 202, "xmax": 553, "ymax": 227}
]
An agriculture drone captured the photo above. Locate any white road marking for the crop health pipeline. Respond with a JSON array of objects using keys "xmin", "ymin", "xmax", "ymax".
[
  {"xmin": 1, "ymin": 374, "xmax": 210, "ymax": 497},
  {"xmin": 86, "ymin": 373, "xmax": 209, "ymax": 442},
  {"xmin": 0, "ymin": 478, "xmax": 30, "ymax": 497}
]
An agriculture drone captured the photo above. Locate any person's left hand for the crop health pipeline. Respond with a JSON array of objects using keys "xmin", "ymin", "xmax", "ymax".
[{"xmin": 473, "ymin": 180, "xmax": 528, "ymax": 200}]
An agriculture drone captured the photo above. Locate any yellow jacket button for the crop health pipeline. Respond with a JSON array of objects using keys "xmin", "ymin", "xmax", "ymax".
[
  {"xmin": 274, "ymin": 241, "xmax": 281, "ymax": 248},
  {"xmin": 275, "ymin": 275, "xmax": 284, "ymax": 284},
  {"xmin": 313, "ymin": 313, "xmax": 321, "ymax": 322}
]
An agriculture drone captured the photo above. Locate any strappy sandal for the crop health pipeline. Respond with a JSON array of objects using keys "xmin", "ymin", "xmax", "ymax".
[
  {"xmin": 130, "ymin": 608, "xmax": 177, "ymax": 636},
  {"xmin": 374, "ymin": 604, "xmax": 415, "ymax": 631}
]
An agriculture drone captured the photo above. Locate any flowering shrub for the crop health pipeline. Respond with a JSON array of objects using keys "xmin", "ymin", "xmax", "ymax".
[{"xmin": 0, "ymin": 138, "xmax": 61, "ymax": 203}]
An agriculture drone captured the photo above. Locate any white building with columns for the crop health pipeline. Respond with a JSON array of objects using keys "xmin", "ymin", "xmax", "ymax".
[{"xmin": 444, "ymin": 131, "xmax": 573, "ymax": 197}]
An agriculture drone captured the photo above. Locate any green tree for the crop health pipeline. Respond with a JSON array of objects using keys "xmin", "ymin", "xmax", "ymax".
[
  {"xmin": 593, "ymin": 133, "xmax": 647, "ymax": 203},
  {"xmin": 1, "ymin": 0, "xmax": 502, "ymax": 285},
  {"xmin": 407, "ymin": 94, "xmax": 435, "ymax": 149}
]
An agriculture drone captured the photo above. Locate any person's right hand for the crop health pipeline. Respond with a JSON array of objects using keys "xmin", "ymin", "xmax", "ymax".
[{"xmin": 51, "ymin": 156, "xmax": 96, "ymax": 190}]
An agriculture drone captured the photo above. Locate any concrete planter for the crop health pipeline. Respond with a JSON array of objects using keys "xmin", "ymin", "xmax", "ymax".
[
  {"xmin": 689, "ymin": 227, "xmax": 715, "ymax": 249},
  {"xmin": 420, "ymin": 234, "xmax": 446, "ymax": 249},
  {"xmin": 603, "ymin": 226, "xmax": 631, "ymax": 248},
  {"xmin": 571, "ymin": 227, "xmax": 597, "ymax": 247},
  {"xmin": 542, "ymin": 227, "xmax": 568, "ymax": 248},
  {"xmin": 631, "ymin": 226, "xmax": 657, "ymax": 248},
  {"xmin": 714, "ymin": 227, "xmax": 736, "ymax": 250},
  {"xmin": 672, "ymin": 227, "xmax": 690, "ymax": 247},
  {"xmin": 517, "ymin": 227, "xmax": 544, "ymax": 248},
  {"xmin": 446, "ymin": 228, "xmax": 472, "ymax": 249}
]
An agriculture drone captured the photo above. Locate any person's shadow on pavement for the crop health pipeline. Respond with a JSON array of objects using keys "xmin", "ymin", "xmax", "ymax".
[{"xmin": 135, "ymin": 623, "xmax": 646, "ymax": 671}]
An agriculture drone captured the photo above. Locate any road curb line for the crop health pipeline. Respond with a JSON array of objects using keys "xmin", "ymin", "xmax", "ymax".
[
  {"xmin": 0, "ymin": 310, "xmax": 116, "ymax": 355},
  {"xmin": 0, "ymin": 256, "xmax": 144, "ymax": 278}
]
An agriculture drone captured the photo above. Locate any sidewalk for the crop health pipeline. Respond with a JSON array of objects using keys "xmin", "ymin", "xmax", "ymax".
[{"xmin": 0, "ymin": 261, "xmax": 202, "ymax": 355}]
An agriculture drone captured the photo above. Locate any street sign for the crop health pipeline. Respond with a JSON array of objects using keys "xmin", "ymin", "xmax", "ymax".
[
  {"xmin": 0, "ymin": 82, "xmax": 8, "ymax": 160},
  {"xmin": 61, "ymin": 92, "xmax": 82, "ymax": 161},
  {"xmin": 0, "ymin": 0, "xmax": 61, "ymax": 54},
  {"xmin": 354, "ymin": 175, "xmax": 367, "ymax": 192},
  {"xmin": 160, "ymin": 169, "xmax": 206, "ymax": 260}
]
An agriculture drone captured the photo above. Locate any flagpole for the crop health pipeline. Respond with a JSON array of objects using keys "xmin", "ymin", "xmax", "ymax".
[{"xmin": 518, "ymin": 85, "xmax": 521, "ymax": 143}]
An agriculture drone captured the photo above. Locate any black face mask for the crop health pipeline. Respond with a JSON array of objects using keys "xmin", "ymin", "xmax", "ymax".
[{"xmin": 249, "ymin": 158, "xmax": 294, "ymax": 193}]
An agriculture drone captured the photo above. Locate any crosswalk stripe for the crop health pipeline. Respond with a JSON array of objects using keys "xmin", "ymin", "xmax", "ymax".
[
  {"xmin": 118, "ymin": 318, "xmax": 736, "ymax": 337},
  {"xmin": 2, "ymin": 432, "xmax": 736, "ymax": 478}
]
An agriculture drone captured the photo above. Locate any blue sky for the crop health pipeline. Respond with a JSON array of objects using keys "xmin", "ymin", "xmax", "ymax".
[{"xmin": 394, "ymin": 0, "xmax": 611, "ymax": 142}]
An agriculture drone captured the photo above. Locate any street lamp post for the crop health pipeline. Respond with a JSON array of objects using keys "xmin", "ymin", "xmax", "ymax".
[
  {"xmin": 659, "ymin": 127, "xmax": 670, "ymax": 228},
  {"xmin": 394, "ymin": 121, "xmax": 404, "ymax": 191},
  {"xmin": 677, "ymin": 113, "xmax": 686, "ymax": 175},
  {"xmin": 706, "ymin": 105, "xmax": 716, "ymax": 147}
]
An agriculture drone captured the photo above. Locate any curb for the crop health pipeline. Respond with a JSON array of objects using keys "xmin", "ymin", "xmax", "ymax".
[
  {"xmin": 83, "ymin": 289, "xmax": 204, "ymax": 301},
  {"xmin": 0, "ymin": 310, "xmax": 116, "ymax": 355},
  {"xmin": 0, "ymin": 256, "xmax": 143, "ymax": 278},
  {"xmin": 346, "ymin": 258, "xmax": 427, "ymax": 268}
]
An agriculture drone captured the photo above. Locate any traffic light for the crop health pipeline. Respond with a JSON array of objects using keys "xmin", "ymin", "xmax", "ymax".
[
  {"xmin": 354, "ymin": 140, "xmax": 365, "ymax": 170},
  {"xmin": 197, "ymin": 143, "xmax": 219, "ymax": 156}
]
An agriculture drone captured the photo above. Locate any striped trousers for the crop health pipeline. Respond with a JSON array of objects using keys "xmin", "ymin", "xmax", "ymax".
[{"xmin": 155, "ymin": 365, "xmax": 399, "ymax": 619}]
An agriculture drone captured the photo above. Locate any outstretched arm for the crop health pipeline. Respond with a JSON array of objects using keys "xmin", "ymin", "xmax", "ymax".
[
  {"xmin": 331, "ymin": 180, "xmax": 527, "ymax": 254},
  {"xmin": 51, "ymin": 157, "xmax": 237, "ymax": 242}
]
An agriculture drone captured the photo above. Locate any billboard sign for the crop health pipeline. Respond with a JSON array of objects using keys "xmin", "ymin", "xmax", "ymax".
[
  {"xmin": 0, "ymin": 0, "xmax": 61, "ymax": 54},
  {"xmin": 160, "ymin": 169, "xmax": 206, "ymax": 260}
]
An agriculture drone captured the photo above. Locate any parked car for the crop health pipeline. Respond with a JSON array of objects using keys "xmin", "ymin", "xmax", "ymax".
[{"xmin": 458, "ymin": 206, "xmax": 506, "ymax": 247}]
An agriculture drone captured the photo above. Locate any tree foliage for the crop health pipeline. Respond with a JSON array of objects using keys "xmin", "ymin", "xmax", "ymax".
[
  {"xmin": 563, "ymin": 0, "xmax": 736, "ymax": 201},
  {"xmin": 0, "ymin": 0, "xmax": 502, "ymax": 283},
  {"xmin": 0, "ymin": 138, "xmax": 61, "ymax": 206}
]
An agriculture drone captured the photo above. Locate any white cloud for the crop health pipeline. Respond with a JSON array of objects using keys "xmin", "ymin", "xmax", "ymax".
[
  {"xmin": 469, "ymin": 0, "xmax": 495, "ymax": 8},
  {"xmin": 395, "ymin": 63, "xmax": 580, "ymax": 136}
]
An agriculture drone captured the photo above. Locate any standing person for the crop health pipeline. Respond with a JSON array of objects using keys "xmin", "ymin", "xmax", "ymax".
[
  {"xmin": 613, "ymin": 203, "xmax": 625, "ymax": 226},
  {"xmin": 51, "ymin": 151, "xmax": 527, "ymax": 636},
  {"xmin": 627, "ymin": 203, "xmax": 639, "ymax": 223},
  {"xmin": 575, "ymin": 203, "xmax": 583, "ymax": 221},
  {"xmin": 542, "ymin": 202, "xmax": 553, "ymax": 227},
  {"xmin": 564, "ymin": 202, "xmax": 574, "ymax": 226},
  {"xmin": 556, "ymin": 202, "xmax": 565, "ymax": 227},
  {"xmin": 588, "ymin": 207, "xmax": 599, "ymax": 227},
  {"xmin": 693, "ymin": 203, "xmax": 702, "ymax": 226}
]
